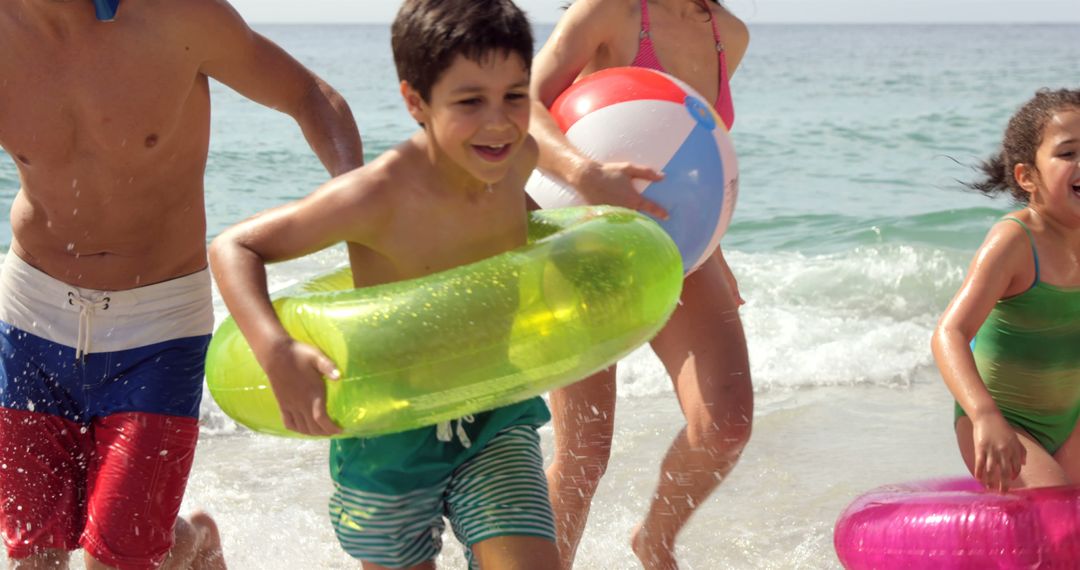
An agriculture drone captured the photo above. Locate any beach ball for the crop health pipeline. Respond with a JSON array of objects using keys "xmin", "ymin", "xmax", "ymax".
[{"xmin": 526, "ymin": 67, "xmax": 739, "ymax": 274}]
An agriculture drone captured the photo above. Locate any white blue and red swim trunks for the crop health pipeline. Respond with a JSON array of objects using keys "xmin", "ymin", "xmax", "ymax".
[{"xmin": 0, "ymin": 253, "xmax": 213, "ymax": 568}]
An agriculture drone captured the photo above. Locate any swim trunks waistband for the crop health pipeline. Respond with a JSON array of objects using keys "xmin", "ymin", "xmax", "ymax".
[{"xmin": 0, "ymin": 253, "xmax": 213, "ymax": 356}]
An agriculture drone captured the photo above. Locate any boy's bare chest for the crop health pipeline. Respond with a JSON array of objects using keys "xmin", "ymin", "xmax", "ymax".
[
  {"xmin": 384, "ymin": 199, "xmax": 528, "ymax": 277},
  {"xmin": 0, "ymin": 33, "xmax": 205, "ymax": 168}
]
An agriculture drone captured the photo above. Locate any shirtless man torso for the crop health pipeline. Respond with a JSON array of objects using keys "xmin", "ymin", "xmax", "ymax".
[{"xmin": 0, "ymin": 1, "xmax": 362, "ymax": 568}]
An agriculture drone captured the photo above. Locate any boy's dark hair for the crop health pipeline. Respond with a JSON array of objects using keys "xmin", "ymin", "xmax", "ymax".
[
  {"xmin": 969, "ymin": 88, "xmax": 1080, "ymax": 203},
  {"xmin": 392, "ymin": 0, "xmax": 533, "ymax": 103}
]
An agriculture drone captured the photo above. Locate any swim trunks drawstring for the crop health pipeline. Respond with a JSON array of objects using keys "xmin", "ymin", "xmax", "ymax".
[
  {"xmin": 68, "ymin": 291, "xmax": 110, "ymax": 361},
  {"xmin": 436, "ymin": 415, "xmax": 475, "ymax": 448}
]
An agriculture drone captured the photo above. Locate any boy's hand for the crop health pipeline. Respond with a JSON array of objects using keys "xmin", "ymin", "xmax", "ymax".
[
  {"xmin": 263, "ymin": 339, "xmax": 343, "ymax": 436},
  {"xmin": 972, "ymin": 413, "xmax": 1026, "ymax": 492},
  {"xmin": 573, "ymin": 161, "xmax": 669, "ymax": 220}
]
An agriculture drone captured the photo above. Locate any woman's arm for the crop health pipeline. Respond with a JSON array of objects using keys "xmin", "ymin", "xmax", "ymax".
[{"xmin": 530, "ymin": 0, "xmax": 668, "ymax": 218}]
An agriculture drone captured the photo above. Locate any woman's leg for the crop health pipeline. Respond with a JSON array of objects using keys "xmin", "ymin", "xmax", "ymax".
[
  {"xmin": 546, "ymin": 366, "xmax": 618, "ymax": 569},
  {"xmin": 632, "ymin": 252, "xmax": 753, "ymax": 570}
]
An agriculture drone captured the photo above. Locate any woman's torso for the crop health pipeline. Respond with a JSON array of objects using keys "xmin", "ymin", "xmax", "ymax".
[{"xmin": 580, "ymin": 0, "xmax": 742, "ymax": 129}]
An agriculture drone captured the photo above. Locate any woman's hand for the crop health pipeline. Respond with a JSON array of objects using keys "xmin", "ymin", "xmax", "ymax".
[
  {"xmin": 572, "ymin": 160, "xmax": 669, "ymax": 220},
  {"xmin": 971, "ymin": 412, "xmax": 1026, "ymax": 492},
  {"xmin": 261, "ymin": 339, "xmax": 343, "ymax": 436}
]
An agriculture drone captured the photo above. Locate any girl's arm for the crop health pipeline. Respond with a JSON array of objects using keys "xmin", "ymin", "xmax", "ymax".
[
  {"xmin": 209, "ymin": 169, "xmax": 389, "ymax": 436},
  {"xmin": 931, "ymin": 221, "xmax": 1035, "ymax": 490},
  {"xmin": 530, "ymin": 0, "xmax": 668, "ymax": 218}
]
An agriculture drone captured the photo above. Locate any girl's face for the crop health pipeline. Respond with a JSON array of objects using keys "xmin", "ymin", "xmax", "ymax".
[{"xmin": 1021, "ymin": 108, "xmax": 1080, "ymax": 223}]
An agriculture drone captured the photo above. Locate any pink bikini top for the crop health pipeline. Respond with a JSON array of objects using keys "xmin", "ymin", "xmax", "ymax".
[{"xmin": 630, "ymin": 0, "xmax": 735, "ymax": 129}]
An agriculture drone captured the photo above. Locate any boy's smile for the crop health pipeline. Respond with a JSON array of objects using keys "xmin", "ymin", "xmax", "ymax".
[
  {"xmin": 473, "ymin": 144, "xmax": 512, "ymax": 162},
  {"xmin": 406, "ymin": 51, "xmax": 531, "ymax": 186}
]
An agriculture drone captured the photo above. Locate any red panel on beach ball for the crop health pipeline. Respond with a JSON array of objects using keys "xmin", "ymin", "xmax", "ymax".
[{"xmin": 550, "ymin": 67, "xmax": 687, "ymax": 132}]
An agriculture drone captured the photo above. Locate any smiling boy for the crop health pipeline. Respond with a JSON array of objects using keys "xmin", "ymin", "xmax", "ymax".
[{"xmin": 208, "ymin": 1, "xmax": 560, "ymax": 568}]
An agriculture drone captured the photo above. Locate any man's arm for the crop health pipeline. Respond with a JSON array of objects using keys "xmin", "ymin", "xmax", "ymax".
[{"xmin": 189, "ymin": 0, "xmax": 364, "ymax": 176}]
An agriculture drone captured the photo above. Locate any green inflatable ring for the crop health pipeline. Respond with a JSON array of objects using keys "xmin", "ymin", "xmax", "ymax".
[{"xmin": 206, "ymin": 206, "xmax": 683, "ymax": 438}]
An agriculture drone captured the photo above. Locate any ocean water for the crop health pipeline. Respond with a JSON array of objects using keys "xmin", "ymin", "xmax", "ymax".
[{"xmin": 1, "ymin": 22, "xmax": 1079, "ymax": 569}]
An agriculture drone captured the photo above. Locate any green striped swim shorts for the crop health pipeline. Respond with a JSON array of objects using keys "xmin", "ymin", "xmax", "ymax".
[{"xmin": 329, "ymin": 424, "xmax": 555, "ymax": 568}]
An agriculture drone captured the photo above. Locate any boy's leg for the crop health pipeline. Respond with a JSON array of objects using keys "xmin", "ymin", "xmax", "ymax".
[
  {"xmin": 471, "ymin": 535, "xmax": 559, "ymax": 570},
  {"xmin": 545, "ymin": 366, "xmax": 616, "ymax": 567},
  {"xmin": 359, "ymin": 561, "xmax": 434, "ymax": 570},
  {"xmin": 446, "ymin": 425, "xmax": 558, "ymax": 570},
  {"xmin": 633, "ymin": 251, "xmax": 753, "ymax": 570},
  {"xmin": 329, "ymin": 438, "xmax": 449, "ymax": 569}
]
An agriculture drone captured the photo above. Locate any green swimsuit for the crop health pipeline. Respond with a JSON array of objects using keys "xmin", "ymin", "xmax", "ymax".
[{"xmin": 955, "ymin": 217, "xmax": 1080, "ymax": 454}]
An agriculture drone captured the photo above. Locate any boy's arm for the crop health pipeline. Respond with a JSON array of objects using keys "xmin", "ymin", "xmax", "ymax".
[
  {"xmin": 209, "ymin": 172, "xmax": 388, "ymax": 436},
  {"xmin": 184, "ymin": 0, "xmax": 364, "ymax": 176},
  {"xmin": 931, "ymin": 223, "xmax": 1032, "ymax": 491}
]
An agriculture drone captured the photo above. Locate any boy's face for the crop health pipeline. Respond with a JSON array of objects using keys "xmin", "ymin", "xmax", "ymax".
[{"xmin": 405, "ymin": 51, "xmax": 531, "ymax": 185}]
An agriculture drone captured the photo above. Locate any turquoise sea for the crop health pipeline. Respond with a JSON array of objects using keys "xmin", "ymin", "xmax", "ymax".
[{"xmin": 1, "ymin": 22, "xmax": 1079, "ymax": 569}]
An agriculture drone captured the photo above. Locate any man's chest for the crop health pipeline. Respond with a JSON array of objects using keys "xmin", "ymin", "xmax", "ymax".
[{"xmin": 0, "ymin": 36, "xmax": 205, "ymax": 164}]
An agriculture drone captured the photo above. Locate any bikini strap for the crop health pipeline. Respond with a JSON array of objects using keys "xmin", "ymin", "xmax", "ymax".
[
  {"xmin": 639, "ymin": 0, "xmax": 651, "ymax": 39},
  {"xmin": 1000, "ymin": 216, "xmax": 1040, "ymax": 289},
  {"xmin": 640, "ymin": 1, "xmax": 722, "ymax": 51},
  {"xmin": 701, "ymin": 0, "xmax": 724, "ymax": 52}
]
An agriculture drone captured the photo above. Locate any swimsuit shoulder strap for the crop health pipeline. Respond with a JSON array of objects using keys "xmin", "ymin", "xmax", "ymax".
[
  {"xmin": 1000, "ymin": 216, "xmax": 1040, "ymax": 289},
  {"xmin": 632, "ymin": 0, "xmax": 663, "ymax": 70},
  {"xmin": 639, "ymin": 0, "xmax": 651, "ymax": 36},
  {"xmin": 703, "ymin": 0, "xmax": 724, "ymax": 51}
]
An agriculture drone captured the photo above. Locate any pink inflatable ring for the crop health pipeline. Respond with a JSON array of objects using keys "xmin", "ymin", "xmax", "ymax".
[{"xmin": 835, "ymin": 478, "xmax": 1080, "ymax": 569}]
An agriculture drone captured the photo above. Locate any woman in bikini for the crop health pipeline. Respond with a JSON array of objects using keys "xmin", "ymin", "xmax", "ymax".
[{"xmin": 529, "ymin": 1, "xmax": 751, "ymax": 568}]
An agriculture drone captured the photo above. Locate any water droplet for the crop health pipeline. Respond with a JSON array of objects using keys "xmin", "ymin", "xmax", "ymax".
[{"xmin": 66, "ymin": 243, "xmax": 75, "ymax": 252}]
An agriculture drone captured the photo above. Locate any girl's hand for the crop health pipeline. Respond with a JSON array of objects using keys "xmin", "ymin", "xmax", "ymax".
[
  {"xmin": 262, "ymin": 339, "xmax": 343, "ymax": 436},
  {"xmin": 971, "ymin": 413, "xmax": 1026, "ymax": 492},
  {"xmin": 573, "ymin": 161, "xmax": 669, "ymax": 220}
]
